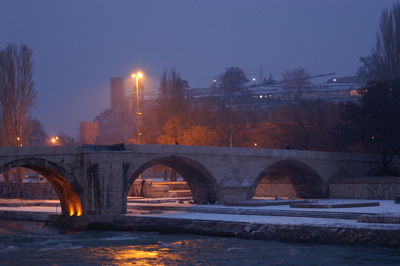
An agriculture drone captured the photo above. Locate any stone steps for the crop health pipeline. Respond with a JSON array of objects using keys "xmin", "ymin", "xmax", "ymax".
[
  {"xmin": 168, "ymin": 190, "xmax": 192, "ymax": 198},
  {"xmin": 156, "ymin": 182, "xmax": 189, "ymax": 191},
  {"xmin": 127, "ymin": 197, "xmax": 192, "ymax": 204}
]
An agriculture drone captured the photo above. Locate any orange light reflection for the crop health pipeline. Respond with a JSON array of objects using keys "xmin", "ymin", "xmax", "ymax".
[{"xmin": 109, "ymin": 245, "xmax": 184, "ymax": 264}]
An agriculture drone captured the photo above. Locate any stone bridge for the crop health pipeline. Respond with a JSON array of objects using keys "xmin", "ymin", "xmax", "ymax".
[{"xmin": 0, "ymin": 144, "xmax": 380, "ymax": 217}]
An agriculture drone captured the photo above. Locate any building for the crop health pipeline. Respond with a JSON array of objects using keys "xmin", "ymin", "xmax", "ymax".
[
  {"xmin": 80, "ymin": 76, "xmax": 138, "ymax": 144},
  {"xmin": 110, "ymin": 77, "xmax": 131, "ymax": 114},
  {"xmin": 80, "ymin": 121, "xmax": 99, "ymax": 144},
  {"xmin": 186, "ymin": 78, "xmax": 362, "ymax": 111}
]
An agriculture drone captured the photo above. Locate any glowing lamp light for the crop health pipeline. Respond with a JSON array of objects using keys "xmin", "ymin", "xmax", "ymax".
[
  {"xmin": 50, "ymin": 136, "xmax": 60, "ymax": 145},
  {"xmin": 131, "ymin": 72, "xmax": 143, "ymax": 79},
  {"xmin": 68, "ymin": 205, "xmax": 82, "ymax": 217}
]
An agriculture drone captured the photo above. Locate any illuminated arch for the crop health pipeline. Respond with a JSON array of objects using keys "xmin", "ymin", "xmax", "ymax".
[
  {"xmin": 1, "ymin": 158, "xmax": 83, "ymax": 216},
  {"xmin": 127, "ymin": 156, "xmax": 217, "ymax": 204},
  {"xmin": 250, "ymin": 160, "xmax": 325, "ymax": 198}
]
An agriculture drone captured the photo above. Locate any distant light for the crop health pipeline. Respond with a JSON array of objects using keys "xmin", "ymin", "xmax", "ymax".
[
  {"xmin": 252, "ymin": 78, "xmax": 256, "ymax": 81},
  {"xmin": 259, "ymin": 95, "xmax": 263, "ymax": 98},
  {"xmin": 131, "ymin": 72, "xmax": 144, "ymax": 79},
  {"xmin": 254, "ymin": 143, "xmax": 258, "ymax": 147},
  {"xmin": 213, "ymin": 79, "xmax": 217, "ymax": 83},
  {"xmin": 332, "ymin": 78, "xmax": 337, "ymax": 82}
]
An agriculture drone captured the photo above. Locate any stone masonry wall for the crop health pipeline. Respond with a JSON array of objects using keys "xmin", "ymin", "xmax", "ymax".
[
  {"xmin": 329, "ymin": 183, "xmax": 400, "ymax": 200},
  {"xmin": 0, "ymin": 183, "xmax": 57, "ymax": 199},
  {"xmin": 254, "ymin": 184, "xmax": 296, "ymax": 197}
]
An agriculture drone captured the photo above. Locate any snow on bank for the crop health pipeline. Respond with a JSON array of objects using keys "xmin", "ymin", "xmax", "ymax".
[
  {"xmin": 188, "ymin": 199, "xmax": 400, "ymax": 215},
  {"xmin": 137, "ymin": 211, "xmax": 400, "ymax": 230}
]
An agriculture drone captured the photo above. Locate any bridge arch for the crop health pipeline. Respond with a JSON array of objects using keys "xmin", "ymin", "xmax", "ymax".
[
  {"xmin": 250, "ymin": 160, "xmax": 325, "ymax": 198},
  {"xmin": 1, "ymin": 158, "xmax": 83, "ymax": 216},
  {"xmin": 127, "ymin": 155, "xmax": 217, "ymax": 204}
]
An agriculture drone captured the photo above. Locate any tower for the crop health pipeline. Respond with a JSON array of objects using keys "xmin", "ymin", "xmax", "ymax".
[{"xmin": 110, "ymin": 77, "xmax": 130, "ymax": 114}]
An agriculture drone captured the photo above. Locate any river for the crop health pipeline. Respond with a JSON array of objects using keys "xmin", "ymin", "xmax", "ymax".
[{"xmin": 0, "ymin": 220, "xmax": 399, "ymax": 265}]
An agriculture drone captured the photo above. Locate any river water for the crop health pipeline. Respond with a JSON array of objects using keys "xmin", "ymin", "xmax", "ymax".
[{"xmin": 0, "ymin": 220, "xmax": 400, "ymax": 265}]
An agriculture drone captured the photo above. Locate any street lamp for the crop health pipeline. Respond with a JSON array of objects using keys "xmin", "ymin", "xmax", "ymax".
[
  {"xmin": 131, "ymin": 71, "xmax": 144, "ymax": 144},
  {"xmin": 16, "ymin": 136, "xmax": 22, "ymax": 147},
  {"xmin": 50, "ymin": 136, "xmax": 60, "ymax": 145}
]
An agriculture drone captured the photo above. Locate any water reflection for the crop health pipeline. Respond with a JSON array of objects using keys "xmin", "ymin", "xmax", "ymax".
[
  {"xmin": 80, "ymin": 244, "xmax": 188, "ymax": 265},
  {"xmin": 110, "ymin": 245, "xmax": 176, "ymax": 264},
  {"xmin": 0, "ymin": 220, "xmax": 400, "ymax": 265}
]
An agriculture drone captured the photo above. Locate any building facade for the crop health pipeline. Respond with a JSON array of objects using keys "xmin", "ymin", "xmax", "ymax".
[
  {"xmin": 80, "ymin": 121, "xmax": 99, "ymax": 144},
  {"xmin": 186, "ymin": 81, "xmax": 362, "ymax": 111}
]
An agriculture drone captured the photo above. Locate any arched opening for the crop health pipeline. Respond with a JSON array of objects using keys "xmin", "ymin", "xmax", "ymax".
[
  {"xmin": 126, "ymin": 156, "xmax": 217, "ymax": 206},
  {"xmin": 0, "ymin": 159, "xmax": 83, "ymax": 216},
  {"xmin": 128, "ymin": 164, "xmax": 192, "ymax": 199},
  {"xmin": 251, "ymin": 160, "xmax": 324, "ymax": 199}
]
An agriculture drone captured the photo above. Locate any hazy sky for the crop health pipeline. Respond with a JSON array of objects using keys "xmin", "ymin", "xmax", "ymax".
[{"xmin": 0, "ymin": 0, "xmax": 398, "ymax": 137}]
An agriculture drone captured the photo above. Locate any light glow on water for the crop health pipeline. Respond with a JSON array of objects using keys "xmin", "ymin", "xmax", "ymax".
[
  {"xmin": 0, "ymin": 220, "xmax": 400, "ymax": 265},
  {"xmin": 99, "ymin": 245, "xmax": 185, "ymax": 264}
]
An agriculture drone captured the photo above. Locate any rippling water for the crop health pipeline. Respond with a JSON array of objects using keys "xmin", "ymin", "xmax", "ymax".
[{"xmin": 1, "ymin": 220, "xmax": 400, "ymax": 265}]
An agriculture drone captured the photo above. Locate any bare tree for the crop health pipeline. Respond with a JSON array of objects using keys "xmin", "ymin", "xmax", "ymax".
[
  {"xmin": 281, "ymin": 68, "xmax": 311, "ymax": 88},
  {"xmin": 218, "ymin": 67, "xmax": 248, "ymax": 92},
  {"xmin": 159, "ymin": 68, "xmax": 189, "ymax": 116},
  {"xmin": 0, "ymin": 44, "xmax": 36, "ymax": 146},
  {"xmin": 358, "ymin": 3, "xmax": 400, "ymax": 81},
  {"xmin": 346, "ymin": 81, "xmax": 400, "ymax": 173},
  {"xmin": 281, "ymin": 68, "xmax": 311, "ymax": 101},
  {"xmin": 269, "ymin": 101, "xmax": 343, "ymax": 151},
  {"xmin": 29, "ymin": 119, "xmax": 48, "ymax": 146}
]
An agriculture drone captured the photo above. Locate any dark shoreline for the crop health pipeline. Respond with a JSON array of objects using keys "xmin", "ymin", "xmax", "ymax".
[
  {"xmin": 1, "ymin": 210, "xmax": 400, "ymax": 248},
  {"xmin": 51, "ymin": 214, "xmax": 400, "ymax": 248},
  {"xmin": 118, "ymin": 216, "xmax": 400, "ymax": 248}
]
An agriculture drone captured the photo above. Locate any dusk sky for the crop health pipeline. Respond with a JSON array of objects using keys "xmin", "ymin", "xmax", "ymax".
[{"xmin": 0, "ymin": 0, "xmax": 398, "ymax": 137}]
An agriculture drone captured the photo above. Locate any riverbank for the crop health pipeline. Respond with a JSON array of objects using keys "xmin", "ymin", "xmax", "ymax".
[
  {"xmin": 1, "ymin": 198, "xmax": 400, "ymax": 248},
  {"xmin": 115, "ymin": 215, "xmax": 400, "ymax": 247}
]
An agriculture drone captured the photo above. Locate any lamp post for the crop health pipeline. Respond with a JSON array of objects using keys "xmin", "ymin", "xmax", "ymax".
[{"xmin": 131, "ymin": 72, "xmax": 144, "ymax": 144}]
